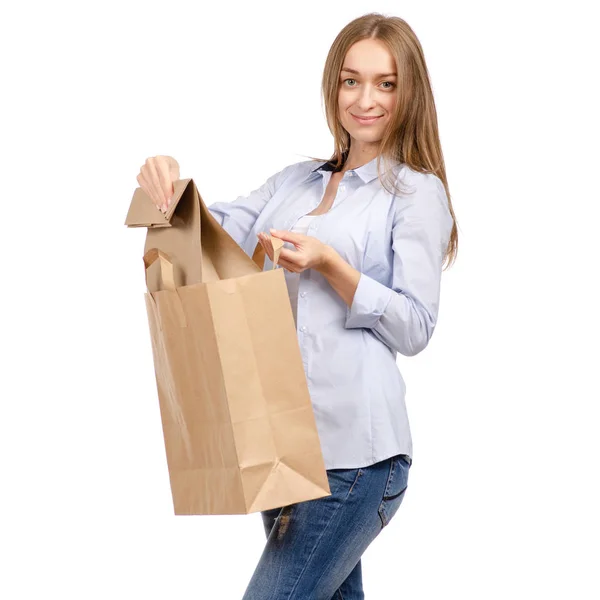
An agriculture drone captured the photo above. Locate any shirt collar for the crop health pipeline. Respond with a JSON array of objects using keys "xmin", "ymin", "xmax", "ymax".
[{"xmin": 310, "ymin": 150, "xmax": 385, "ymax": 184}]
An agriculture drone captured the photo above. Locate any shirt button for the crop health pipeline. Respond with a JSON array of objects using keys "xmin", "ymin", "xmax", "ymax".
[
  {"xmin": 300, "ymin": 291, "xmax": 307, "ymax": 297},
  {"xmin": 339, "ymin": 185, "xmax": 345, "ymax": 192},
  {"xmin": 300, "ymin": 326, "xmax": 307, "ymax": 332}
]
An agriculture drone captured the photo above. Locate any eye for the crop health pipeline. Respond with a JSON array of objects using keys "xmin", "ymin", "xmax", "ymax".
[{"xmin": 342, "ymin": 78, "xmax": 396, "ymax": 90}]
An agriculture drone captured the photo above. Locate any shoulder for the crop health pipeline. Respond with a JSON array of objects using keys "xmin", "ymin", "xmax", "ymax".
[
  {"xmin": 291, "ymin": 158, "xmax": 328, "ymax": 174},
  {"xmin": 271, "ymin": 158, "xmax": 323, "ymax": 180},
  {"xmin": 395, "ymin": 164, "xmax": 445, "ymax": 194},
  {"xmin": 269, "ymin": 158, "xmax": 327, "ymax": 187},
  {"xmin": 392, "ymin": 165, "xmax": 450, "ymax": 223}
]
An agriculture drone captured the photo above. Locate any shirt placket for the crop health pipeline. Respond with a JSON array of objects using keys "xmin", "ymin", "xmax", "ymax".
[{"xmin": 294, "ymin": 170, "xmax": 356, "ymax": 376}]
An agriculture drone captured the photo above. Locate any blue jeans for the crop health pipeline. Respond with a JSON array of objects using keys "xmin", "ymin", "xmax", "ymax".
[{"xmin": 242, "ymin": 453, "xmax": 412, "ymax": 599}]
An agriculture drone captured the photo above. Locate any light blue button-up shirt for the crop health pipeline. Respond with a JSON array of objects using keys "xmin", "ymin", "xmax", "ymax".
[{"xmin": 207, "ymin": 153, "xmax": 454, "ymax": 469}]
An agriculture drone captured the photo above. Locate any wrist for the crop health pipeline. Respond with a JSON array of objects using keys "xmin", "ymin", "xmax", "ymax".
[{"xmin": 318, "ymin": 245, "xmax": 339, "ymax": 274}]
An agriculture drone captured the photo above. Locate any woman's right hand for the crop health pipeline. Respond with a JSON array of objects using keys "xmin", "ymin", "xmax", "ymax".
[{"xmin": 136, "ymin": 155, "xmax": 181, "ymax": 213}]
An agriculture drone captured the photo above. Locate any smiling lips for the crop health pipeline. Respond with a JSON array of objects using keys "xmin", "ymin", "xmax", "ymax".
[{"xmin": 351, "ymin": 114, "xmax": 383, "ymax": 124}]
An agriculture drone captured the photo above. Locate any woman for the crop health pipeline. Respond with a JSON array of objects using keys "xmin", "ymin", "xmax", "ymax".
[{"xmin": 136, "ymin": 12, "xmax": 458, "ymax": 600}]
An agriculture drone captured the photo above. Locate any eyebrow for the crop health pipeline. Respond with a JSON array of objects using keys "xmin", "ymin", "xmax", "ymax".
[{"xmin": 341, "ymin": 67, "xmax": 397, "ymax": 78}]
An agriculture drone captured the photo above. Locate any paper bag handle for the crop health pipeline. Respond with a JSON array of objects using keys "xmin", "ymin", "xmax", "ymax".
[
  {"xmin": 253, "ymin": 234, "xmax": 284, "ymax": 271},
  {"xmin": 143, "ymin": 248, "xmax": 175, "ymax": 291},
  {"xmin": 268, "ymin": 236, "xmax": 284, "ymax": 269}
]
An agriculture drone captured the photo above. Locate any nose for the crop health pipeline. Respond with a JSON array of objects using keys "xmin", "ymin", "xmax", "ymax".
[{"xmin": 356, "ymin": 84, "xmax": 378, "ymax": 111}]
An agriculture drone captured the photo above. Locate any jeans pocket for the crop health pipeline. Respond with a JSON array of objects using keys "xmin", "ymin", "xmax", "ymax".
[
  {"xmin": 377, "ymin": 455, "xmax": 410, "ymax": 529},
  {"xmin": 398, "ymin": 453, "xmax": 412, "ymax": 468},
  {"xmin": 327, "ymin": 465, "xmax": 365, "ymax": 500}
]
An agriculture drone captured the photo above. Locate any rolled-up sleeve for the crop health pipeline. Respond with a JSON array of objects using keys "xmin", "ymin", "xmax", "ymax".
[
  {"xmin": 207, "ymin": 163, "xmax": 295, "ymax": 248},
  {"xmin": 345, "ymin": 174, "xmax": 454, "ymax": 357}
]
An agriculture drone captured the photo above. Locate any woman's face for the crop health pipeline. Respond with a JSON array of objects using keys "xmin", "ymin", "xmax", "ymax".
[{"xmin": 338, "ymin": 39, "xmax": 398, "ymax": 148}]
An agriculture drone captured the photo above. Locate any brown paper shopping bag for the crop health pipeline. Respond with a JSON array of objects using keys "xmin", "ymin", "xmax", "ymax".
[{"xmin": 125, "ymin": 178, "xmax": 331, "ymax": 515}]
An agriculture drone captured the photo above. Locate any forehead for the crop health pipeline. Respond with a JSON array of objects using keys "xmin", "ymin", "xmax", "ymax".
[{"xmin": 342, "ymin": 39, "xmax": 396, "ymax": 74}]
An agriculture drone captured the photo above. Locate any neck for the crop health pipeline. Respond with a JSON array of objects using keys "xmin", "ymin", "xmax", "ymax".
[{"xmin": 343, "ymin": 145, "xmax": 379, "ymax": 172}]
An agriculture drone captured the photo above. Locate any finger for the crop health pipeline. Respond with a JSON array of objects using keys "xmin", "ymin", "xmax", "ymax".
[
  {"xmin": 148, "ymin": 157, "xmax": 169, "ymax": 208},
  {"xmin": 259, "ymin": 237, "xmax": 273, "ymax": 262},
  {"xmin": 141, "ymin": 163, "xmax": 163, "ymax": 210},
  {"xmin": 137, "ymin": 171, "xmax": 162, "ymax": 211},
  {"xmin": 155, "ymin": 157, "xmax": 174, "ymax": 206},
  {"xmin": 145, "ymin": 158, "xmax": 168, "ymax": 208},
  {"xmin": 280, "ymin": 251, "xmax": 307, "ymax": 270},
  {"xmin": 270, "ymin": 229, "xmax": 303, "ymax": 245},
  {"xmin": 263, "ymin": 234, "xmax": 278, "ymax": 260},
  {"xmin": 278, "ymin": 247, "xmax": 299, "ymax": 262},
  {"xmin": 277, "ymin": 257, "xmax": 299, "ymax": 273}
]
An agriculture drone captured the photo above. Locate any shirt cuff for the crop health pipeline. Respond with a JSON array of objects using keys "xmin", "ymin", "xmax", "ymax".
[{"xmin": 345, "ymin": 272, "xmax": 395, "ymax": 329}]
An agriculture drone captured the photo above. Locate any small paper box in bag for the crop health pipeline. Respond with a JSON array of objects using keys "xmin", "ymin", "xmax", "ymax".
[{"xmin": 124, "ymin": 179, "xmax": 331, "ymax": 515}]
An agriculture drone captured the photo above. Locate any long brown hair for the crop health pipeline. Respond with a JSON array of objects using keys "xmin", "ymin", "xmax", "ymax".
[{"xmin": 302, "ymin": 12, "xmax": 458, "ymax": 269}]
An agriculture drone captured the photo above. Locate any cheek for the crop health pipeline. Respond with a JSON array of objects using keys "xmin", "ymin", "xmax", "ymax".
[
  {"xmin": 338, "ymin": 88, "xmax": 352, "ymax": 107},
  {"xmin": 386, "ymin": 95, "xmax": 398, "ymax": 112}
]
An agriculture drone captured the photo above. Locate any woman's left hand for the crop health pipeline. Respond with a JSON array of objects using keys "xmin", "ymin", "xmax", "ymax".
[{"xmin": 257, "ymin": 229, "xmax": 331, "ymax": 273}]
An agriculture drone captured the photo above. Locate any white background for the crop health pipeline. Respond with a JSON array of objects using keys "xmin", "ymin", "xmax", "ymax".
[{"xmin": 1, "ymin": 0, "xmax": 598, "ymax": 598}]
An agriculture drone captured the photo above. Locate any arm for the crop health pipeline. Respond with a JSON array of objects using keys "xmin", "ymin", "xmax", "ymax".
[
  {"xmin": 206, "ymin": 163, "xmax": 295, "ymax": 248},
  {"xmin": 320, "ymin": 174, "xmax": 454, "ymax": 357}
]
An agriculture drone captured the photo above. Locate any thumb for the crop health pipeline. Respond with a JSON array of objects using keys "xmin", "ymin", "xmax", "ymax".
[{"xmin": 270, "ymin": 228, "xmax": 301, "ymax": 244}]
